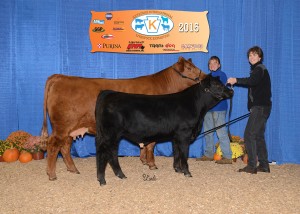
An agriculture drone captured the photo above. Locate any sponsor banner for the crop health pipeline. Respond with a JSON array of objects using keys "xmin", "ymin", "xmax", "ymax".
[{"xmin": 89, "ymin": 10, "xmax": 209, "ymax": 54}]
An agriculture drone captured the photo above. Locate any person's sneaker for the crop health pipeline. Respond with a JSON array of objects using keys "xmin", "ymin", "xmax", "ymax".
[
  {"xmin": 195, "ymin": 156, "xmax": 214, "ymax": 161},
  {"xmin": 215, "ymin": 158, "xmax": 232, "ymax": 164},
  {"xmin": 257, "ymin": 165, "xmax": 270, "ymax": 173},
  {"xmin": 238, "ymin": 166, "xmax": 257, "ymax": 174}
]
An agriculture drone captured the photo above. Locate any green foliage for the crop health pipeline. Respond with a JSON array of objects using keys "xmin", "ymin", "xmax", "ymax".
[{"xmin": 0, "ymin": 140, "xmax": 12, "ymax": 156}]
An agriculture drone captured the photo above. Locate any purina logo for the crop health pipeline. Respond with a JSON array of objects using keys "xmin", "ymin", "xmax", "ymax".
[{"xmin": 131, "ymin": 14, "xmax": 174, "ymax": 36}]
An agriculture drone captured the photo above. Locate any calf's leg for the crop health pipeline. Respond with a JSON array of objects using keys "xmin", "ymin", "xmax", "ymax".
[
  {"xmin": 172, "ymin": 142, "xmax": 182, "ymax": 173},
  {"xmin": 109, "ymin": 140, "xmax": 126, "ymax": 179},
  {"xmin": 178, "ymin": 142, "xmax": 192, "ymax": 177},
  {"xmin": 96, "ymin": 139, "xmax": 109, "ymax": 186}
]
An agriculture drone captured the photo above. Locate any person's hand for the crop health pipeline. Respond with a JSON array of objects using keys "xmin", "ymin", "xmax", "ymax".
[{"xmin": 227, "ymin": 78, "xmax": 237, "ymax": 85}]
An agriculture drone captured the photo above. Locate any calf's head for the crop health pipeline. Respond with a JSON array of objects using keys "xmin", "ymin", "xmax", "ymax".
[
  {"xmin": 172, "ymin": 57, "xmax": 206, "ymax": 82},
  {"xmin": 201, "ymin": 75, "xmax": 234, "ymax": 100}
]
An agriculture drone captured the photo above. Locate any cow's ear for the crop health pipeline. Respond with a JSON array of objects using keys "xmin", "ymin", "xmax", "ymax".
[{"xmin": 178, "ymin": 56, "xmax": 184, "ymax": 62}]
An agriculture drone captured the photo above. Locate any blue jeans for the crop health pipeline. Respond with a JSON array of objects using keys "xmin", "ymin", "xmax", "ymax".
[
  {"xmin": 244, "ymin": 105, "xmax": 271, "ymax": 168},
  {"xmin": 203, "ymin": 111, "xmax": 232, "ymax": 159}
]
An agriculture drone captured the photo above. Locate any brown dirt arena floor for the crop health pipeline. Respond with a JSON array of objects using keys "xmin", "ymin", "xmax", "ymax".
[{"xmin": 1, "ymin": 156, "xmax": 299, "ymax": 214}]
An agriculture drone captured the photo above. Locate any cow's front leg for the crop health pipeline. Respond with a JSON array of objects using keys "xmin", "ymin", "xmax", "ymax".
[
  {"xmin": 60, "ymin": 136, "xmax": 80, "ymax": 174},
  {"xmin": 146, "ymin": 142, "xmax": 158, "ymax": 170}
]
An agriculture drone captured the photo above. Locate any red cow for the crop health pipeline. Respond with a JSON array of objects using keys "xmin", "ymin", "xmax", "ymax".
[{"xmin": 41, "ymin": 56, "xmax": 207, "ymax": 180}]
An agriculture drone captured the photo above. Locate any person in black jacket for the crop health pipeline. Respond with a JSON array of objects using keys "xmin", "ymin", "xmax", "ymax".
[{"xmin": 227, "ymin": 46, "xmax": 272, "ymax": 174}]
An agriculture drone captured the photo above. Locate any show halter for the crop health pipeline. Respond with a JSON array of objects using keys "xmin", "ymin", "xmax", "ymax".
[{"xmin": 172, "ymin": 63, "xmax": 201, "ymax": 82}]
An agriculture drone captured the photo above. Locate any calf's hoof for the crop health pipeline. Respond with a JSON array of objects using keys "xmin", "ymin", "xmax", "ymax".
[
  {"xmin": 98, "ymin": 178, "xmax": 106, "ymax": 186},
  {"xmin": 174, "ymin": 167, "xmax": 183, "ymax": 173},
  {"xmin": 184, "ymin": 172, "xmax": 192, "ymax": 177},
  {"xmin": 99, "ymin": 181, "xmax": 106, "ymax": 186},
  {"xmin": 117, "ymin": 175, "xmax": 127, "ymax": 179}
]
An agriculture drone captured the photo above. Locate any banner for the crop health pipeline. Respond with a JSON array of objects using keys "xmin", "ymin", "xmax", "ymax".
[{"xmin": 89, "ymin": 10, "xmax": 210, "ymax": 54}]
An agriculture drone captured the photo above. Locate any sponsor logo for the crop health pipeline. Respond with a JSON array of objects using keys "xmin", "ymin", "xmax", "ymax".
[
  {"xmin": 114, "ymin": 21, "xmax": 124, "ymax": 25},
  {"xmin": 106, "ymin": 13, "xmax": 113, "ymax": 20},
  {"xmin": 97, "ymin": 43, "xmax": 121, "ymax": 49},
  {"xmin": 92, "ymin": 27, "xmax": 105, "ymax": 33},
  {"xmin": 113, "ymin": 27, "xmax": 125, "ymax": 31},
  {"xmin": 126, "ymin": 41, "xmax": 145, "ymax": 52},
  {"xmin": 131, "ymin": 13, "xmax": 174, "ymax": 36},
  {"xmin": 93, "ymin": 19, "xmax": 105, "ymax": 24},
  {"xmin": 181, "ymin": 44, "xmax": 203, "ymax": 50},
  {"xmin": 149, "ymin": 44, "xmax": 164, "ymax": 48},
  {"xmin": 163, "ymin": 43, "xmax": 179, "ymax": 52},
  {"xmin": 101, "ymin": 34, "xmax": 114, "ymax": 39}
]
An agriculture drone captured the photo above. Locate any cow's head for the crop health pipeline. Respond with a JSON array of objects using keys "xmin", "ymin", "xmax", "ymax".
[
  {"xmin": 201, "ymin": 75, "xmax": 234, "ymax": 100},
  {"xmin": 172, "ymin": 57, "xmax": 207, "ymax": 82}
]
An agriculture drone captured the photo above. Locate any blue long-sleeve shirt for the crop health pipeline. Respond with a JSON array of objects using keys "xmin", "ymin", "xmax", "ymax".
[{"xmin": 209, "ymin": 69, "xmax": 228, "ymax": 111}]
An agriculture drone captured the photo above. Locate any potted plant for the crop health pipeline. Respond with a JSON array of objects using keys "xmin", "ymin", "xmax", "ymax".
[
  {"xmin": 22, "ymin": 136, "xmax": 45, "ymax": 160},
  {"xmin": 6, "ymin": 130, "xmax": 32, "ymax": 151}
]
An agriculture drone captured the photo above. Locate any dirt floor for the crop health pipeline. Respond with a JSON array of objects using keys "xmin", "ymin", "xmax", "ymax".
[{"xmin": 1, "ymin": 156, "xmax": 299, "ymax": 214}]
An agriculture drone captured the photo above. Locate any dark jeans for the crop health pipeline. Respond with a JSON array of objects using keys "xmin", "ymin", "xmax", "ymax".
[{"xmin": 244, "ymin": 105, "xmax": 272, "ymax": 168}]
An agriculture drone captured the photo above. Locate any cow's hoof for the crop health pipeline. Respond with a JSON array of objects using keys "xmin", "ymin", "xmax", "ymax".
[
  {"xmin": 149, "ymin": 165, "xmax": 158, "ymax": 170},
  {"xmin": 141, "ymin": 160, "xmax": 147, "ymax": 165},
  {"xmin": 47, "ymin": 172, "xmax": 57, "ymax": 181},
  {"xmin": 49, "ymin": 177, "xmax": 57, "ymax": 181},
  {"xmin": 67, "ymin": 169, "xmax": 80, "ymax": 174}
]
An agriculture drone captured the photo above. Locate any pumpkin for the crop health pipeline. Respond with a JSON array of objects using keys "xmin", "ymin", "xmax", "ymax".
[
  {"xmin": 213, "ymin": 153, "xmax": 222, "ymax": 161},
  {"xmin": 19, "ymin": 151, "xmax": 33, "ymax": 163},
  {"xmin": 3, "ymin": 148, "xmax": 19, "ymax": 162}
]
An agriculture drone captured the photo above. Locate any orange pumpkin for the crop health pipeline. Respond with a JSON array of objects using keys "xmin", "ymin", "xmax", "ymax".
[
  {"xmin": 19, "ymin": 151, "xmax": 33, "ymax": 163},
  {"xmin": 3, "ymin": 148, "xmax": 19, "ymax": 162},
  {"xmin": 213, "ymin": 153, "xmax": 222, "ymax": 161}
]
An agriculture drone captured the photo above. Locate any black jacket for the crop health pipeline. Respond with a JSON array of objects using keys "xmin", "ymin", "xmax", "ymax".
[{"xmin": 236, "ymin": 62, "xmax": 272, "ymax": 110}]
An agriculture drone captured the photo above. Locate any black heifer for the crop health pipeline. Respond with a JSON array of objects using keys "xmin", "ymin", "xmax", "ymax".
[{"xmin": 95, "ymin": 75, "xmax": 233, "ymax": 186}]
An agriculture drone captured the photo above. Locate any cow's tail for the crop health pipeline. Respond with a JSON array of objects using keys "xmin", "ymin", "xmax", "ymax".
[{"xmin": 40, "ymin": 75, "xmax": 55, "ymax": 151}]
